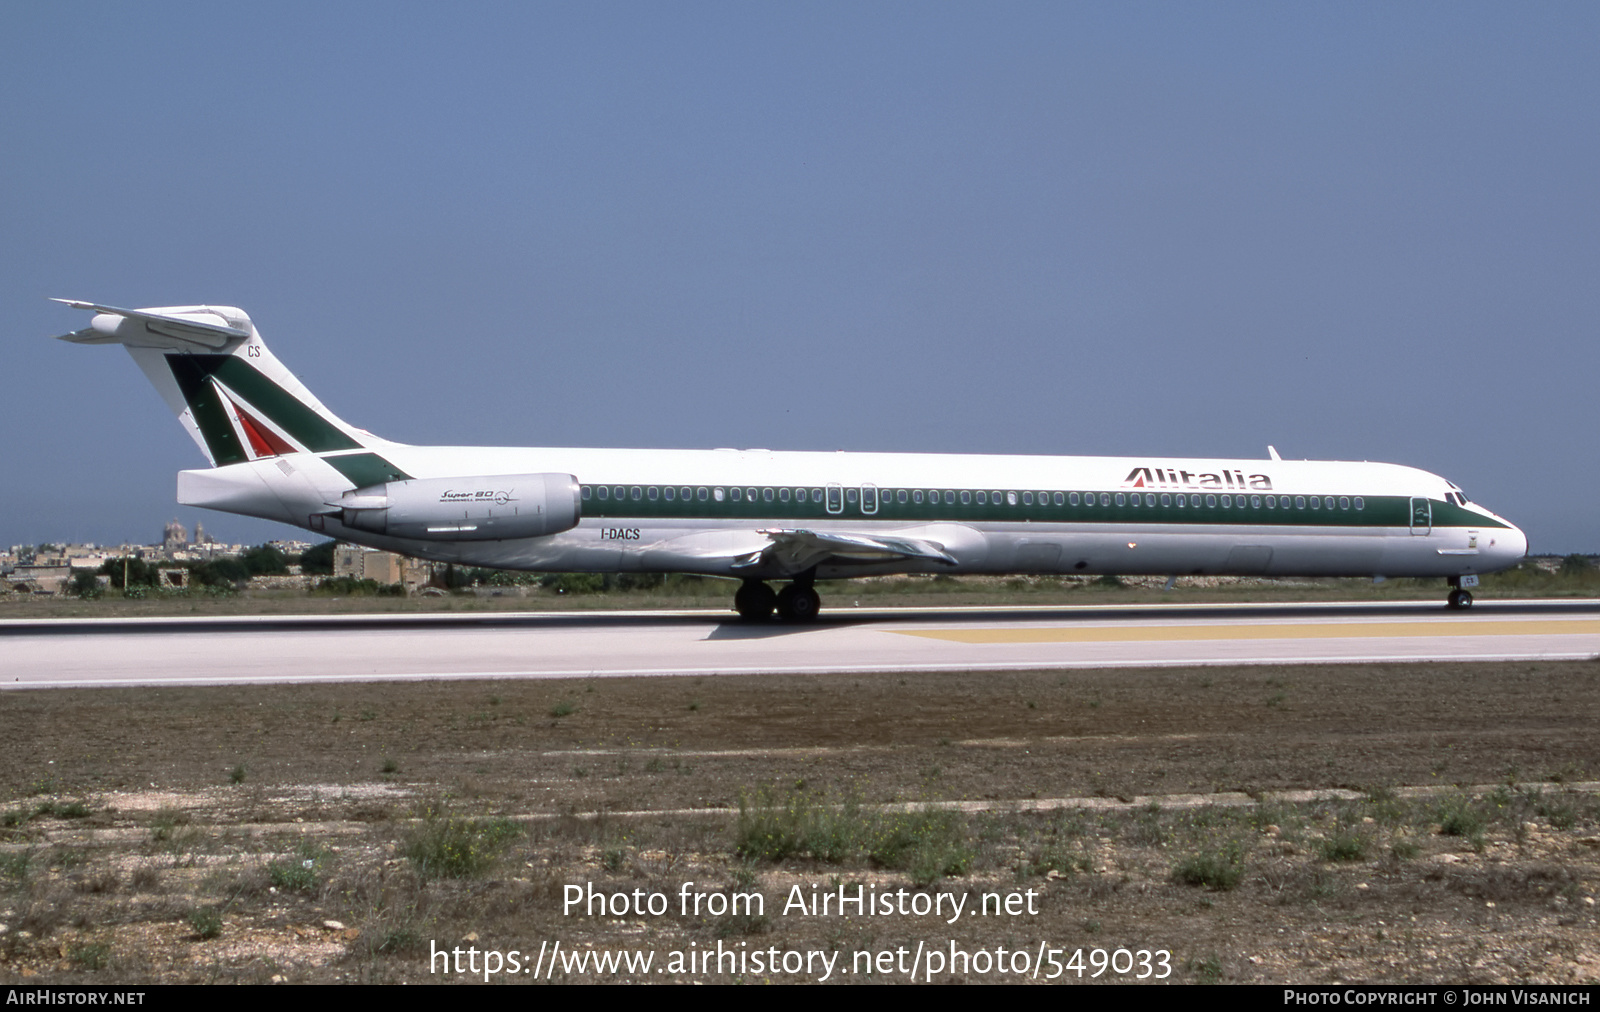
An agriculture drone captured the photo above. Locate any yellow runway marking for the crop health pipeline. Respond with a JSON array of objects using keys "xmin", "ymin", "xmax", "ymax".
[{"xmin": 894, "ymin": 620, "xmax": 1600, "ymax": 645}]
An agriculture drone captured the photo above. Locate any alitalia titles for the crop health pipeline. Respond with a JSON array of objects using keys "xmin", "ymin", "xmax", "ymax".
[{"xmin": 1123, "ymin": 466, "xmax": 1273, "ymax": 491}]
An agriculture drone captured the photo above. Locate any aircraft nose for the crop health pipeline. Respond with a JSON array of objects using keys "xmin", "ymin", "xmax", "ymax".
[{"xmin": 1493, "ymin": 521, "xmax": 1528, "ymax": 566}]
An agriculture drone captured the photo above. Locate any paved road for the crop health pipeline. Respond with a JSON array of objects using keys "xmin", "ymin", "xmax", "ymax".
[{"xmin": 4, "ymin": 599, "xmax": 1598, "ymax": 689}]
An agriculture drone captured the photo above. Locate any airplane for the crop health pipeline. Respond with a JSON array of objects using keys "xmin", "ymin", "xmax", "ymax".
[{"xmin": 53, "ymin": 299, "xmax": 1527, "ymax": 618}]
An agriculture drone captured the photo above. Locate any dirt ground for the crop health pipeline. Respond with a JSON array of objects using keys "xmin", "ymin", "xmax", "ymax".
[{"xmin": 1, "ymin": 660, "xmax": 1598, "ymax": 984}]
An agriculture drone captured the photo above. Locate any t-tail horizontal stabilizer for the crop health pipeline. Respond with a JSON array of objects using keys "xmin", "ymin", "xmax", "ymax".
[{"xmin": 51, "ymin": 299, "xmax": 251, "ymax": 350}]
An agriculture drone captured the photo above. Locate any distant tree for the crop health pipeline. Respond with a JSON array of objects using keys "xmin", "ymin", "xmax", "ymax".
[
  {"xmin": 241, "ymin": 544, "xmax": 290, "ymax": 576},
  {"xmin": 299, "ymin": 540, "xmax": 337, "ymax": 575},
  {"xmin": 69, "ymin": 571, "xmax": 102, "ymax": 599},
  {"xmin": 540, "ymin": 573, "xmax": 605, "ymax": 594},
  {"xmin": 98, "ymin": 557, "xmax": 161, "ymax": 589},
  {"xmin": 1560, "ymin": 554, "xmax": 1592, "ymax": 577},
  {"xmin": 189, "ymin": 557, "xmax": 251, "ymax": 588}
]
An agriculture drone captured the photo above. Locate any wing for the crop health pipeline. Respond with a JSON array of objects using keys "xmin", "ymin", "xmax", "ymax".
[{"xmin": 731, "ymin": 528, "xmax": 958, "ymax": 575}]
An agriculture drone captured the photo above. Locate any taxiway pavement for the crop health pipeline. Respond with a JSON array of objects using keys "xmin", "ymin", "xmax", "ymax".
[{"xmin": 4, "ymin": 599, "xmax": 1599, "ymax": 689}]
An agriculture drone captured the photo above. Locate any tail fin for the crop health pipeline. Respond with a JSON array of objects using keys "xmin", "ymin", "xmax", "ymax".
[{"xmin": 53, "ymin": 300, "xmax": 389, "ymax": 468}]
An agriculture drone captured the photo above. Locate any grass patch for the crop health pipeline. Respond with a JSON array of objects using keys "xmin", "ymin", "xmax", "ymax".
[
  {"xmin": 1190, "ymin": 954, "xmax": 1224, "ymax": 984},
  {"xmin": 1318, "ymin": 828, "xmax": 1369, "ymax": 862},
  {"xmin": 68, "ymin": 941, "xmax": 112, "ymax": 970},
  {"xmin": 0, "ymin": 848, "xmax": 35, "ymax": 882},
  {"xmin": 402, "ymin": 811, "xmax": 523, "ymax": 879},
  {"xmin": 1436, "ymin": 796, "xmax": 1487, "ymax": 849},
  {"xmin": 1173, "ymin": 840, "xmax": 1246, "ymax": 891},
  {"xmin": 268, "ymin": 840, "xmax": 329, "ymax": 893},
  {"xmin": 549, "ymin": 700, "xmax": 578, "ymax": 719},
  {"xmin": 734, "ymin": 788, "xmax": 974, "ymax": 884},
  {"xmin": 189, "ymin": 906, "xmax": 223, "ymax": 940}
]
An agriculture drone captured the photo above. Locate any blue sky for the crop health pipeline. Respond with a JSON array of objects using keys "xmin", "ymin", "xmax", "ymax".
[{"xmin": 4, "ymin": 3, "xmax": 1598, "ymax": 552}]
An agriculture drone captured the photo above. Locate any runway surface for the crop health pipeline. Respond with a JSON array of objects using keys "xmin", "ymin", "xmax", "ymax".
[{"xmin": 5, "ymin": 598, "xmax": 1600, "ymax": 689}]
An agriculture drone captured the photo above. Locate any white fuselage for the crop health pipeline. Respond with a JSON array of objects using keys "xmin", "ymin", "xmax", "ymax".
[{"xmin": 178, "ymin": 443, "xmax": 1527, "ymax": 581}]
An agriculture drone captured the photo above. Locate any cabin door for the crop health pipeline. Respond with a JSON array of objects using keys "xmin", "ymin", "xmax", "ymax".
[{"xmin": 1409, "ymin": 497, "xmax": 1432, "ymax": 535}]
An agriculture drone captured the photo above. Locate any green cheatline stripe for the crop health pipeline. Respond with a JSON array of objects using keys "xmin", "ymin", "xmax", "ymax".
[
  {"xmin": 168, "ymin": 354, "xmax": 361, "ymax": 454},
  {"xmin": 577, "ymin": 487, "xmax": 1505, "ymax": 529},
  {"xmin": 166, "ymin": 357, "xmax": 249, "ymax": 466},
  {"xmin": 323, "ymin": 452, "xmax": 413, "ymax": 487}
]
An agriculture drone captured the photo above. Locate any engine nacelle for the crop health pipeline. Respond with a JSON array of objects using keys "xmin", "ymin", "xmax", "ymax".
[{"xmin": 340, "ymin": 473, "xmax": 581, "ymax": 541}]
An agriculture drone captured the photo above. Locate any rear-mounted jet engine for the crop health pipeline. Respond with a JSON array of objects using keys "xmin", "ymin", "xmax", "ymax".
[{"xmin": 338, "ymin": 473, "xmax": 581, "ymax": 541}]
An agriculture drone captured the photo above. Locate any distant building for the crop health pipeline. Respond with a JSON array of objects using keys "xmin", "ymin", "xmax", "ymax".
[
  {"xmin": 162, "ymin": 520, "xmax": 189, "ymax": 552},
  {"xmin": 332, "ymin": 543, "xmax": 435, "ymax": 592}
]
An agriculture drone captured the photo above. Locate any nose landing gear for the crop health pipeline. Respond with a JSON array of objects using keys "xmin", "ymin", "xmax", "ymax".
[{"xmin": 1446, "ymin": 576, "xmax": 1474, "ymax": 610}]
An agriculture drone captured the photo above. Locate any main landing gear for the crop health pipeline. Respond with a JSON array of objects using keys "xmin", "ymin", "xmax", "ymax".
[
  {"xmin": 735, "ymin": 575, "xmax": 821, "ymax": 621},
  {"xmin": 1446, "ymin": 576, "xmax": 1473, "ymax": 611}
]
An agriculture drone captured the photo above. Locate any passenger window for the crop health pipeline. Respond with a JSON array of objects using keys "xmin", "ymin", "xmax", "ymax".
[
  {"xmin": 1115, "ymin": 493, "xmax": 1125, "ymax": 506},
  {"xmin": 697, "ymin": 487, "xmax": 708, "ymax": 501},
  {"xmin": 581, "ymin": 485, "xmax": 592, "ymax": 500},
  {"xmin": 614, "ymin": 487, "xmax": 624, "ymax": 500},
  {"xmin": 1294, "ymin": 496, "xmax": 1305, "ymax": 508},
  {"xmin": 1325, "ymin": 497, "xmax": 1335, "ymax": 510},
  {"xmin": 763, "ymin": 488, "xmax": 774, "ymax": 502},
  {"xmin": 779, "ymin": 488, "xmax": 791, "ymax": 502},
  {"xmin": 1100, "ymin": 493, "xmax": 1111, "ymax": 506},
  {"xmin": 1220, "ymin": 495, "xmax": 1231, "ymax": 508},
  {"xmin": 897, "ymin": 489, "xmax": 908, "ymax": 504},
  {"xmin": 664, "ymin": 487, "xmax": 675, "ymax": 501},
  {"xmin": 976, "ymin": 491, "xmax": 988, "ymax": 505},
  {"xmin": 648, "ymin": 486, "xmax": 659, "ymax": 500},
  {"xmin": 811, "ymin": 488, "xmax": 822, "ymax": 502},
  {"xmin": 681, "ymin": 487, "xmax": 692, "ymax": 501},
  {"xmin": 960, "ymin": 490, "xmax": 972, "ymax": 505},
  {"xmin": 1251, "ymin": 495, "xmax": 1261, "ymax": 508},
  {"xmin": 1023, "ymin": 491, "xmax": 1034, "ymax": 505},
  {"xmin": 1160, "ymin": 494, "xmax": 1171, "ymax": 507},
  {"xmin": 1354, "ymin": 497, "xmax": 1364, "ymax": 510},
  {"xmin": 1264, "ymin": 495, "xmax": 1274, "ymax": 508},
  {"xmin": 945, "ymin": 491, "xmax": 955, "ymax": 505},
  {"xmin": 1130, "ymin": 494, "xmax": 1140, "ymax": 507},
  {"xmin": 845, "ymin": 488, "xmax": 857, "ymax": 503},
  {"xmin": 631, "ymin": 486, "xmax": 642, "ymax": 500},
  {"xmin": 1069, "ymin": 492, "xmax": 1080, "ymax": 506},
  {"xmin": 1339, "ymin": 496, "xmax": 1349, "ymax": 510},
  {"xmin": 1205, "ymin": 494, "xmax": 1216, "ymax": 507},
  {"xmin": 730, "ymin": 487, "xmax": 741, "ymax": 501},
  {"xmin": 993, "ymin": 490, "xmax": 1003, "ymax": 503},
  {"xmin": 713, "ymin": 487, "xmax": 725, "ymax": 502},
  {"xmin": 1054, "ymin": 492, "xmax": 1065, "ymax": 505},
  {"xmin": 597, "ymin": 486, "xmax": 609, "ymax": 500},
  {"xmin": 1008, "ymin": 491, "xmax": 1018, "ymax": 506},
  {"xmin": 1145, "ymin": 494, "xmax": 1155, "ymax": 506},
  {"xmin": 913, "ymin": 490, "xmax": 924, "ymax": 504}
]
